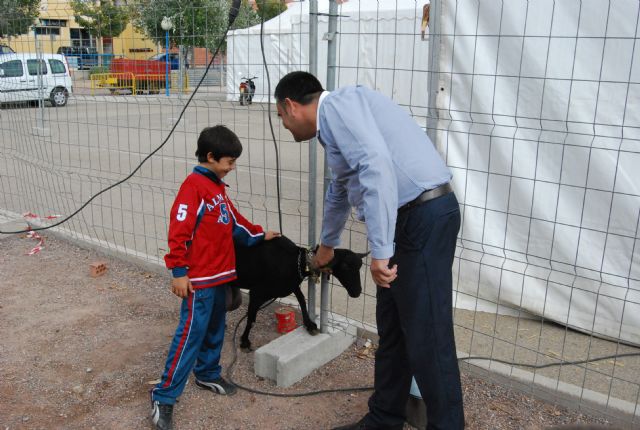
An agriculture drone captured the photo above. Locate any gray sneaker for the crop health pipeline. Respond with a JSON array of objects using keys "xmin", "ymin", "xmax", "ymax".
[
  {"xmin": 194, "ymin": 377, "xmax": 237, "ymax": 396},
  {"xmin": 150, "ymin": 400, "xmax": 173, "ymax": 430}
]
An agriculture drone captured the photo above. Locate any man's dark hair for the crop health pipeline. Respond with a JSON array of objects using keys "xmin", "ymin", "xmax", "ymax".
[
  {"xmin": 274, "ymin": 71, "xmax": 324, "ymax": 105},
  {"xmin": 195, "ymin": 125, "xmax": 242, "ymax": 162}
]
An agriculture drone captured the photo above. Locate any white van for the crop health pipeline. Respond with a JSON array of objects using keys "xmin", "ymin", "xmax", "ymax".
[{"xmin": 0, "ymin": 53, "xmax": 73, "ymax": 107}]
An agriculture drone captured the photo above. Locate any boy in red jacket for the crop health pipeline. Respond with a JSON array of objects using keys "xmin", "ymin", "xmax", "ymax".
[{"xmin": 151, "ymin": 125, "xmax": 279, "ymax": 430}]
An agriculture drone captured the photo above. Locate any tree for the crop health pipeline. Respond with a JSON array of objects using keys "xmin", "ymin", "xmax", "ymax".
[
  {"xmin": 130, "ymin": 0, "xmax": 287, "ymax": 52},
  {"xmin": 232, "ymin": 0, "xmax": 287, "ymax": 31},
  {"xmin": 71, "ymin": 0, "xmax": 130, "ymax": 40},
  {"xmin": 131, "ymin": 0, "xmax": 229, "ymax": 52},
  {"xmin": 0, "ymin": 0, "xmax": 40, "ymax": 39}
]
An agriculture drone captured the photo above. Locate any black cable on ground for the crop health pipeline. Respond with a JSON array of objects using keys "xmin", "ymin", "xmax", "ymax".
[
  {"xmin": 226, "ymin": 302, "xmax": 640, "ymax": 398},
  {"xmin": 225, "ymin": 299, "xmax": 374, "ymax": 397},
  {"xmin": 460, "ymin": 352, "xmax": 640, "ymax": 369},
  {"xmin": 0, "ymin": 1, "xmax": 243, "ymax": 235}
]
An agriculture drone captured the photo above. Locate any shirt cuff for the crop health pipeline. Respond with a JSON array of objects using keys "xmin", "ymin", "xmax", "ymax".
[
  {"xmin": 319, "ymin": 233, "xmax": 340, "ymax": 249},
  {"xmin": 370, "ymin": 244, "xmax": 395, "ymax": 260},
  {"xmin": 171, "ymin": 267, "xmax": 188, "ymax": 278}
]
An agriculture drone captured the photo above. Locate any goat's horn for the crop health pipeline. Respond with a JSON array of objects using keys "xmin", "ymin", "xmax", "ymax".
[{"xmin": 356, "ymin": 252, "xmax": 370, "ymax": 259}]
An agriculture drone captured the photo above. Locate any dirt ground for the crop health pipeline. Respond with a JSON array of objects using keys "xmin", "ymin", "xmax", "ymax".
[{"xmin": 0, "ymin": 232, "xmax": 617, "ymax": 430}]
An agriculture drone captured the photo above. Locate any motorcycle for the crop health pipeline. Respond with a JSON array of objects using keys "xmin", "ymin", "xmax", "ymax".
[{"xmin": 239, "ymin": 76, "xmax": 257, "ymax": 105}]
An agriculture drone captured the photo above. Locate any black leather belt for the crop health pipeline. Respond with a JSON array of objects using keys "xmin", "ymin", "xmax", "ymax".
[{"xmin": 399, "ymin": 183, "xmax": 452, "ymax": 213}]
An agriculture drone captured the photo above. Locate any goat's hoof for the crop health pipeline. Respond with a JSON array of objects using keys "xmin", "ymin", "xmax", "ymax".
[{"xmin": 305, "ymin": 323, "xmax": 319, "ymax": 335}]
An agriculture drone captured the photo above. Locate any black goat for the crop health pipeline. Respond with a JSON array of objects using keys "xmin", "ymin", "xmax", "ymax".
[{"xmin": 230, "ymin": 236, "xmax": 366, "ymax": 351}]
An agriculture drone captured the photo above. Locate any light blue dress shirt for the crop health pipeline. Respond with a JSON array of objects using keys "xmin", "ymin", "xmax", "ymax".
[{"xmin": 317, "ymin": 85, "xmax": 452, "ymax": 260}]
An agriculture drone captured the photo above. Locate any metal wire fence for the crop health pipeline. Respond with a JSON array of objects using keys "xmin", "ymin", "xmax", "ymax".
[{"xmin": 0, "ymin": 0, "xmax": 638, "ymax": 425}]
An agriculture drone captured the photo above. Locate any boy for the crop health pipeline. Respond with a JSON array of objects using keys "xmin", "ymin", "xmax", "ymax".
[{"xmin": 151, "ymin": 125, "xmax": 279, "ymax": 430}]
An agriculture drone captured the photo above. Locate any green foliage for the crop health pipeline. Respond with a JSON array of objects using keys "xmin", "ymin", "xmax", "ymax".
[
  {"xmin": 130, "ymin": 0, "xmax": 228, "ymax": 51},
  {"xmin": 0, "ymin": 0, "xmax": 40, "ymax": 39},
  {"xmin": 71, "ymin": 0, "xmax": 129, "ymax": 39},
  {"xmin": 130, "ymin": 0, "xmax": 286, "ymax": 51},
  {"xmin": 89, "ymin": 65, "xmax": 109, "ymax": 75},
  {"xmin": 232, "ymin": 0, "xmax": 287, "ymax": 30}
]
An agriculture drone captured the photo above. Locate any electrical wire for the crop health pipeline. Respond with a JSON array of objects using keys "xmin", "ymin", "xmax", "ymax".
[
  {"xmin": 460, "ymin": 352, "xmax": 640, "ymax": 370},
  {"xmin": 0, "ymin": 2, "xmax": 243, "ymax": 235},
  {"xmin": 225, "ymin": 298, "xmax": 374, "ymax": 397},
  {"xmin": 259, "ymin": 0, "xmax": 283, "ymax": 233},
  {"xmin": 225, "ymin": 298, "xmax": 640, "ymax": 398}
]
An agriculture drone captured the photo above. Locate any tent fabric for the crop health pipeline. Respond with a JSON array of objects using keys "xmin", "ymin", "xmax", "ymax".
[
  {"xmin": 227, "ymin": 0, "xmax": 430, "ymax": 112},
  {"xmin": 437, "ymin": 0, "xmax": 640, "ymax": 346}
]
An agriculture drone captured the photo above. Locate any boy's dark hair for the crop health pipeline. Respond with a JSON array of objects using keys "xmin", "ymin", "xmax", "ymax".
[
  {"xmin": 274, "ymin": 71, "xmax": 324, "ymax": 105},
  {"xmin": 196, "ymin": 125, "xmax": 242, "ymax": 162}
]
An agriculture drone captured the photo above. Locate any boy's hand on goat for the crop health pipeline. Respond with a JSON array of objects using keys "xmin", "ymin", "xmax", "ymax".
[
  {"xmin": 312, "ymin": 244, "xmax": 334, "ymax": 272},
  {"xmin": 371, "ymin": 258, "xmax": 398, "ymax": 288},
  {"xmin": 264, "ymin": 231, "xmax": 281, "ymax": 241},
  {"xmin": 171, "ymin": 276, "xmax": 194, "ymax": 298}
]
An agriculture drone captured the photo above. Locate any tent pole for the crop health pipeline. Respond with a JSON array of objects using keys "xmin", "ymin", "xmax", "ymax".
[{"xmin": 427, "ymin": 0, "xmax": 442, "ymax": 145}]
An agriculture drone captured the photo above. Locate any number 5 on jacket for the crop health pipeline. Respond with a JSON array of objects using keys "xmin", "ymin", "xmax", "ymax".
[{"xmin": 176, "ymin": 204, "xmax": 188, "ymax": 221}]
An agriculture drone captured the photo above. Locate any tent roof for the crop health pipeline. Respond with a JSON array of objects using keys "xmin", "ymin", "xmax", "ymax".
[{"xmin": 229, "ymin": 0, "xmax": 428, "ymax": 35}]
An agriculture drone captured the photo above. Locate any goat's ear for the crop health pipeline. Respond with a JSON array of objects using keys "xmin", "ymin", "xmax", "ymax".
[{"xmin": 355, "ymin": 251, "xmax": 370, "ymax": 260}]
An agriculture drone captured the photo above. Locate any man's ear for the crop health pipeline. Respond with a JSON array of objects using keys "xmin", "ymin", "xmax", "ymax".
[
  {"xmin": 206, "ymin": 152, "xmax": 216, "ymax": 163},
  {"xmin": 284, "ymin": 97, "xmax": 297, "ymax": 116}
]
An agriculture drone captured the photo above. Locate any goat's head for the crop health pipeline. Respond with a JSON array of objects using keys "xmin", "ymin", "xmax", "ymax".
[{"xmin": 330, "ymin": 249, "xmax": 368, "ymax": 298}]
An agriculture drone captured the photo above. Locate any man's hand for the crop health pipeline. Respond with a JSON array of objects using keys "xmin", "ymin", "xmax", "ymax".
[
  {"xmin": 370, "ymin": 258, "xmax": 398, "ymax": 288},
  {"xmin": 264, "ymin": 231, "xmax": 281, "ymax": 241},
  {"xmin": 312, "ymin": 244, "xmax": 334, "ymax": 272},
  {"xmin": 171, "ymin": 276, "xmax": 193, "ymax": 298}
]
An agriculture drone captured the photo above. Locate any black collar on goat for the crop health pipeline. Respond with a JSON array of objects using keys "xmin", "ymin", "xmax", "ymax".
[{"xmin": 231, "ymin": 235, "xmax": 367, "ymax": 351}]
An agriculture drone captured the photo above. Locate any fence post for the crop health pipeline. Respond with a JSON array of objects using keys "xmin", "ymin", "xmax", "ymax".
[
  {"xmin": 320, "ymin": 0, "xmax": 339, "ymax": 334},
  {"xmin": 307, "ymin": 0, "xmax": 319, "ymax": 326},
  {"xmin": 426, "ymin": 0, "xmax": 441, "ymax": 144}
]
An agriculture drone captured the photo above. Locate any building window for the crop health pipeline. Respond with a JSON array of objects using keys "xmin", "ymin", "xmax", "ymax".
[
  {"xmin": 40, "ymin": 19, "xmax": 67, "ymax": 27},
  {"xmin": 70, "ymin": 28, "xmax": 95, "ymax": 47},
  {"xmin": 35, "ymin": 27, "xmax": 61, "ymax": 36}
]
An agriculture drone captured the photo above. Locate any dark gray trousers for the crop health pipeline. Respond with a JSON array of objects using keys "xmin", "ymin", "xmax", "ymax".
[{"xmin": 366, "ymin": 192, "xmax": 465, "ymax": 430}]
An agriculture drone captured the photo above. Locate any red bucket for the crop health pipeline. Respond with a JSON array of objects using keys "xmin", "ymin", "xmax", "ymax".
[{"xmin": 275, "ymin": 307, "xmax": 297, "ymax": 334}]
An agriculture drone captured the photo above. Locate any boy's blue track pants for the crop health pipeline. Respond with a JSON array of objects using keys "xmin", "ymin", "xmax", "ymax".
[{"xmin": 152, "ymin": 286, "xmax": 226, "ymax": 405}]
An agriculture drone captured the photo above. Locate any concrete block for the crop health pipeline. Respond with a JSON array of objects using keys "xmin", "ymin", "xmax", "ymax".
[{"xmin": 254, "ymin": 324, "xmax": 356, "ymax": 388}]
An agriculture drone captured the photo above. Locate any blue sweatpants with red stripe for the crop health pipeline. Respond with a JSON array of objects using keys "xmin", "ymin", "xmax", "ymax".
[{"xmin": 152, "ymin": 285, "xmax": 226, "ymax": 405}]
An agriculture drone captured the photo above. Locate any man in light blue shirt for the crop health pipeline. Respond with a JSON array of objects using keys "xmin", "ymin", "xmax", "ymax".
[{"xmin": 275, "ymin": 71, "xmax": 464, "ymax": 430}]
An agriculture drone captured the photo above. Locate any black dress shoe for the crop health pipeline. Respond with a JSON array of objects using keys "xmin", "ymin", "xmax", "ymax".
[{"xmin": 331, "ymin": 417, "xmax": 404, "ymax": 430}]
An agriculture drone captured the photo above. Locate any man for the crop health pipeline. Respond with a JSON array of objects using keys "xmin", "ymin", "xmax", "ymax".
[{"xmin": 274, "ymin": 71, "xmax": 465, "ymax": 430}]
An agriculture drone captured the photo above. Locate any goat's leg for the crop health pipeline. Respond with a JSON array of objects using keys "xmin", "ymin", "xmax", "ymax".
[
  {"xmin": 293, "ymin": 286, "xmax": 319, "ymax": 335},
  {"xmin": 240, "ymin": 294, "xmax": 269, "ymax": 352}
]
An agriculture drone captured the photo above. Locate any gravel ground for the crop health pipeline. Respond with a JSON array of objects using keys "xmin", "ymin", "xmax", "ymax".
[{"xmin": 0, "ymin": 232, "xmax": 619, "ymax": 429}]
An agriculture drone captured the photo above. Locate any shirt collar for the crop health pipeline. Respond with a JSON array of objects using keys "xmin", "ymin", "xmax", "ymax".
[
  {"xmin": 316, "ymin": 90, "xmax": 330, "ymax": 134},
  {"xmin": 194, "ymin": 165, "xmax": 227, "ymax": 186}
]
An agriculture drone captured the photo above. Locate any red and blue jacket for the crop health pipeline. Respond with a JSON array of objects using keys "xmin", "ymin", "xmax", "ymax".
[{"xmin": 164, "ymin": 165, "xmax": 264, "ymax": 289}]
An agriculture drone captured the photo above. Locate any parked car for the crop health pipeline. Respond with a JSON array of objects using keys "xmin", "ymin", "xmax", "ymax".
[
  {"xmin": 56, "ymin": 46, "xmax": 98, "ymax": 70},
  {"xmin": 0, "ymin": 44, "xmax": 15, "ymax": 54},
  {"xmin": 148, "ymin": 52, "xmax": 188, "ymax": 70},
  {"xmin": 0, "ymin": 53, "xmax": 73, "ymax": 107}
]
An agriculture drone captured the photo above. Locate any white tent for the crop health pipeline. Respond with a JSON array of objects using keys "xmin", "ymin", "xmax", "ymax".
[
  {"xmin": 227, "ymin": 0, "xmax": 430, "ymax": 111},
  {"xmin": 437, "ymin": 0, "xmax": 640, "ymax": 346}
]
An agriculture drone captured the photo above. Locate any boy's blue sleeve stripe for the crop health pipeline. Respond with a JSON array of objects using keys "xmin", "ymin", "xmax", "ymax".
[{"xmin": 231, "ymin": 211, "xmax": 264, "ymax": 247}]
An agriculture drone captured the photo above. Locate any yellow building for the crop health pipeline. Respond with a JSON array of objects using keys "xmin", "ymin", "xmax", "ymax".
[{"xmin": 3, "ymin": 0, "xmax": 158, "ymax": 60}]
